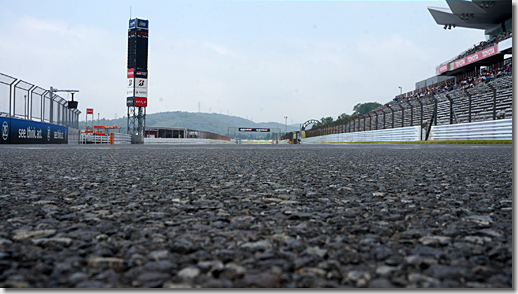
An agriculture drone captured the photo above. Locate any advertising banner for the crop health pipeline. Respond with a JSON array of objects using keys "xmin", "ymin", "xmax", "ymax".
[
  {"xmin": 129, "ymin": 18, "xmax": 149, "ymax": 30},
  {"xmin": 1, "ymin": 117, "xmax": 10, "ymax": 144},
  {"xmin": 438, "ymin": 64, "xmax": 448, "ymax": 74},
  {"xmin": 135, "ymin": 78, "xmax": 147, "ymax": 89},
  {"xmin": 136, "ymin": 19, "xmax": 149, "ymax": 30},
  {"xmin": 239, "ymin": 128, "xmax": 270, "ymax": 132},
  {"xmin": 134, "ymin": 97, "xmax": 147, "ymax": 107},
  {"xmin": 134, "ymin": 78, "xmax": 148, "ymax": 97},
  {"xmin": 9, "ymin": 118, "xmax": 68, "ymax": 144},
  {"xmin": 135, "ymin": 89, "xmax": 147, "ymax": 98},
  {"xmin": 127, "ymin": 69, "xmax": 147, "ymax": 78},
  {"xmin": 126, "ymin": 97, "xmax": 134, "ymax": 107},
  {"xmin": 454, "ymin": 45, "xmax": 497, "ymax": 69},
  {"xmin": 129, "ymin": 19, "xmax": 136, "ymax": 29},
  {"xmin": 135, "ymin": 70, "xmax": 148, "ymax": 78},
  {"xmin": 127, "ymin": 78, "xmax": 135, "ymax": 97}
]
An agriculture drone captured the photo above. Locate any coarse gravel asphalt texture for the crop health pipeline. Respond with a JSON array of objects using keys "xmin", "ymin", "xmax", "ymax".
[{"xmin": 0, "ymin": 144, "xmax": 513, "ymax": 288}]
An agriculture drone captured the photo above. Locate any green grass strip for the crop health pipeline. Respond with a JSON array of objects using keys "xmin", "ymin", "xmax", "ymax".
[{"xmin": 325, "ymin": 140, "xmax": 512, "ymax": 145}]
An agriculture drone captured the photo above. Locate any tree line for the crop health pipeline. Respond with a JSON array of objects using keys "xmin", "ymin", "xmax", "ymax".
[{"xmin": 312, "ymin": 102, "xmax": 382, "ymax": 129}]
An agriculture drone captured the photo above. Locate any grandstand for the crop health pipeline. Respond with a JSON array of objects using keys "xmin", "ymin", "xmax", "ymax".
[{"xmin": 303, "ymin": 0, "xmax": 512, "ymax": 142}]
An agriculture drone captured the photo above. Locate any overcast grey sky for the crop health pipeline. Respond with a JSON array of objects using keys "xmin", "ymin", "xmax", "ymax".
[{"xmin": 0, "ymin": 1, "xmax": 485, "ymax": 125}]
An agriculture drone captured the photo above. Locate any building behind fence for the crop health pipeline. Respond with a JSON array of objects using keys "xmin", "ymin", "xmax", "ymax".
[{"xmin": 0, "ymin": 73, "xmax": 80, "ymax": 129}]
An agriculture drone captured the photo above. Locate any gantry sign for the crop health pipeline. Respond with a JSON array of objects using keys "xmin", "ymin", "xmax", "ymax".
[
  {"xmin": 127, "ymin": 18, "xmax": 149, "ymax": 137},
  {"xmin": 239, "ymin": 128, "xmax": 270, "ymax": 132}
]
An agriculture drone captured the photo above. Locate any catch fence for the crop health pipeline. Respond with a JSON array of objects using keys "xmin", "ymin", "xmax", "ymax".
[{"xmin": 0, "ymin": 72, "xmax": 80, "ymax": 129}]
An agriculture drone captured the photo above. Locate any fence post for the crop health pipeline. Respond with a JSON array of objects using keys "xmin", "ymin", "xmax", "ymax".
[
  {"xmin": 488, "ymin": 84, "xmax": 497, "ymax": 120},
  {"xmin": 40, "ymin": 90, "xmax": 48, "ymax": 122},
  {"xmin": 399, "ymin": 103, "xmax": 405, "ymax": 128},
  {"xmin": 415, "ymin": 97, "xmax": 423, "ymax": 140},
  {"xmin": 433, "ymin": 94, "xmax": 438, "ymax": 126},
  {"xmin": 49, "ymin": 93, "xmax": 54, "ymax": 123},
  {"xmin": 425, "ymin": 109, "xmax": 436, "ymax": 141},
  {"xmin": 383, "ymin": 109, "xmax": 386, "ymax": 129},
  {"xmin": 464, "ymin": 89, "xmax": 472, "ymax": 122},
  {"xmin": 408, "ymin": 100, "xmax": 413, "ymax": 126},
  {"xmin": 390, "ymin": 106, "xmax": 395, "ymax": 129},
  {"xmin": 446, "ymin": 94, "xmax": 458, "ymax": 124},
  {"xmin": 12, "ymin": 80, "xmax": 22, "ymax": 117}
]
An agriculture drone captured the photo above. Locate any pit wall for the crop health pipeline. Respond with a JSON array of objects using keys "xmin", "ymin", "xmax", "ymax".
[
  {"xmin": 0, "ymin": 117, "xmax": 68, "ymax": 144},
  {"xmin": 144, "ymin": 138, "xmax": 232, "ymax": 144}
]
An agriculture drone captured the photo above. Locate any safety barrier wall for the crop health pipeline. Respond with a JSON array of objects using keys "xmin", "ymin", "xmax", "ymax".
[
  {"xmin": 144, "ymin": 138, "xmax": 232, "ymax": 144},
  {"xmin": 430, "ymin": 119, "xmax": 512, "ymax": 140},
  {"xmin": 80, "ymin": 134, "xmax": 109, "ymax": 144},
  {"xmin": 302, "ymin": 126, "xmax": 421, "ymax": 144},
  {"xmin": 110, "ymin": 133, "xmax": 132, "ymax": 144},
  {"xmin": 0, "ymin": 117, "xmax": 68, "ymax": 144}
]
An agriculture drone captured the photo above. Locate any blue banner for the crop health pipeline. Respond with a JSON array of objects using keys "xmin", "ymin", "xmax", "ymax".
[
  {"xmin": 129, "ymin": 18, "xmax": 149, "ymax": 30},
  {"xmin": 8, "ymin": 118, "xmax": 68, "ymax": 144},
  {"xmin": 136, "ymin": 19, "xmax": 149, "ymax": 30},
  {"xmin": 129, "ymin": 18, "xmax": 136, "ymax": 29}
]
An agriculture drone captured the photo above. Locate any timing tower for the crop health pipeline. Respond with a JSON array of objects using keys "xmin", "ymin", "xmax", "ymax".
[{"xmin": 126, "ymin": 18, "xmax": 149, "ymax": 141}]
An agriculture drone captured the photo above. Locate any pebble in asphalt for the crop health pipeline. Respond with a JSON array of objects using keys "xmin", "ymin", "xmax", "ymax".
[{"xmin": 0, "ymin": 144, "xmax": 512, "ymax": 288}]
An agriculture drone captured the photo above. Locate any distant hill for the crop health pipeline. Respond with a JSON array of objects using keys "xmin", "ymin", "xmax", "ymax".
[{"xmin": 79, "ymin": 111, "xmax": 300, "ymax": 136}]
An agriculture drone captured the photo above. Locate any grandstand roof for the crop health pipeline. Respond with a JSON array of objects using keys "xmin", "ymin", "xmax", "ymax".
[{"xmin": 428, "ymin": 0, "xmax": 511, "ymax": 30}]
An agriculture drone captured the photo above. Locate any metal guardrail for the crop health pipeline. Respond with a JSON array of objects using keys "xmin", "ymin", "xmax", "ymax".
[
  {"xmin": 80, "ymin": 134, "xmax": 110, "ymax": 144},
  {"xmin": 0, "ymin": 72, "xmax": 80, "ymax": 129},
  {"xmin": 303, "ymin": 126, "xmax": 422, "ymax": 144},
  {"xmin": 430, "ymin": 119, "xmax": 512, "ymax": 140},
  {"xmin": 110, "ymin": 133, "xmax": 132, "ymax": 144}
]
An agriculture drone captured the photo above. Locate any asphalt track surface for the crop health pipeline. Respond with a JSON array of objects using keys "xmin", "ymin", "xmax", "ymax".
[{"xmin": 0, "ymin": 144, "xmax": 513, "ymax": 288}]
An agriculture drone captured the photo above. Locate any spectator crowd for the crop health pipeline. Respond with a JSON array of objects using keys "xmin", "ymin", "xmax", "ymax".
[
  {"xmin": 371, "ymin": 61, "xmax": 512, "ymax": 115},
  {"xmin": 338, "ymin": 32, "xmax": 513, "ymax": 121},
  {"xmin": 454, "ymin": 31, "xmax": 512, "ymax": 61}
]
